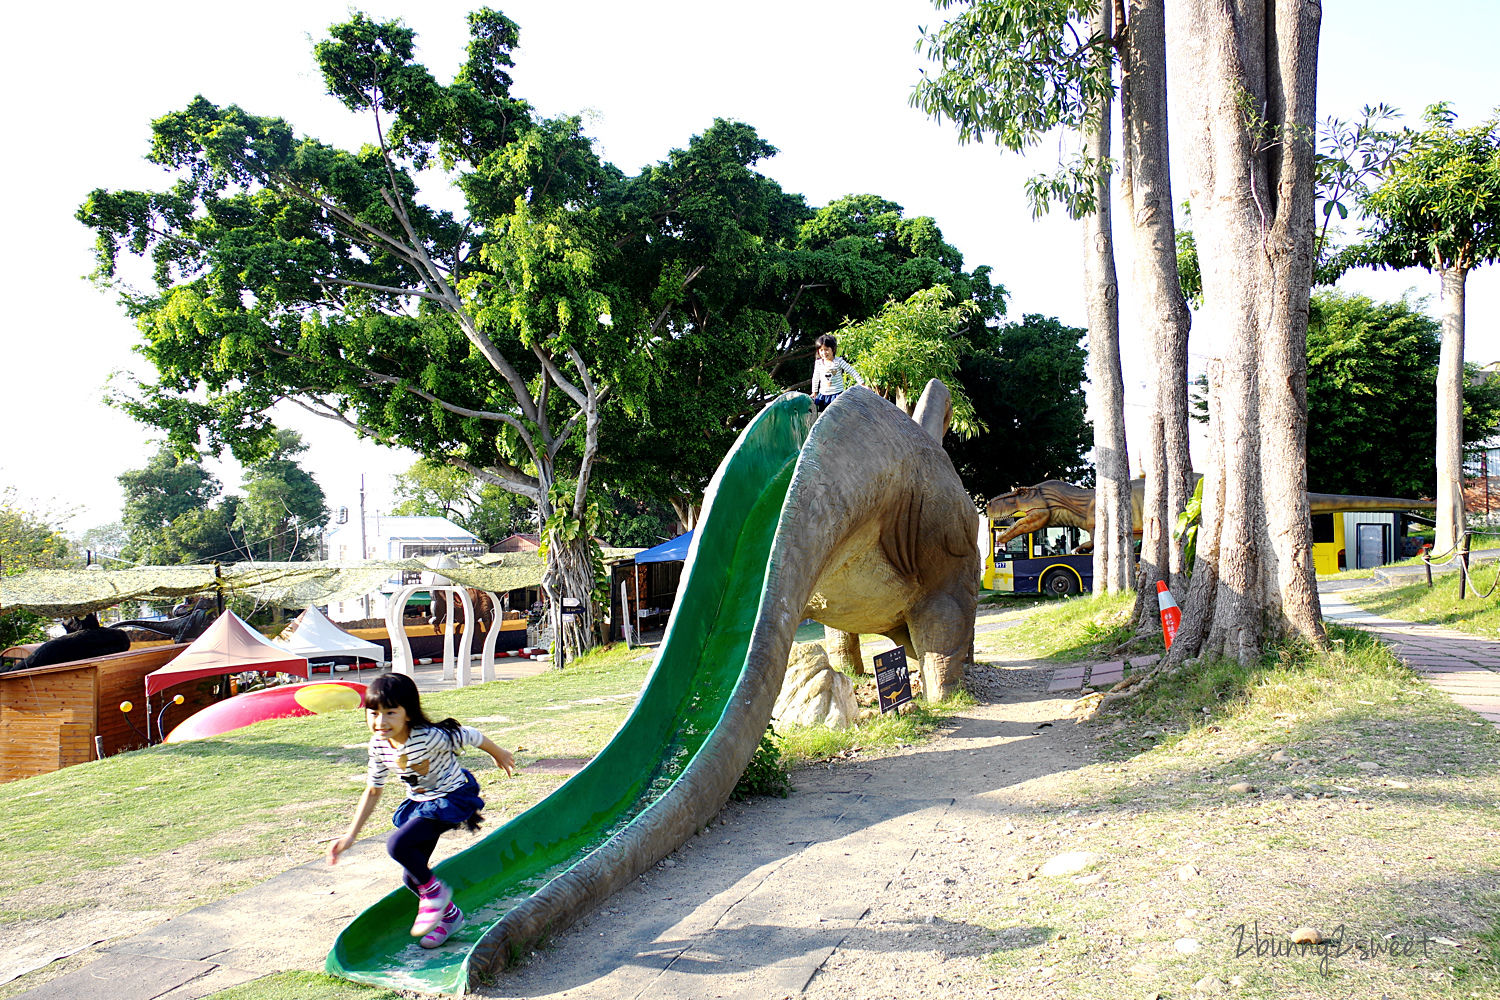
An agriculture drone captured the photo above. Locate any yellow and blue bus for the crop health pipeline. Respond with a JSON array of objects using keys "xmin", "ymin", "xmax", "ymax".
[{"xmin": 981, "ymin": 521, "xmax": 1094, "ymax": 596}]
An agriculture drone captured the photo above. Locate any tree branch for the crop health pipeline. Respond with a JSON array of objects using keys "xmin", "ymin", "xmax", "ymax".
[
  {"xmin": 316, "ymin": 278, "xmax": 447, "ymax": 301},
  {"xmin": 285, "ymin": 396, "xmax": 543, "ymax": 502}
]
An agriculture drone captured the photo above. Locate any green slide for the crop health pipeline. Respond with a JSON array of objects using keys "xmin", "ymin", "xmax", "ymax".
[{"xmin": 326, "ymin": 393, "xmax": 815, "ymax": 994}]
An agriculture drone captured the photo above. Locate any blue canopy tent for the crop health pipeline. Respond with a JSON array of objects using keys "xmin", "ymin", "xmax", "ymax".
[
  {"xmin": 635, "ymin": 531, "xmax": 693, "ymax": 564},
  {"xmin": 613, "ymin": 531, "xmax": 693, "ymax": 643}
]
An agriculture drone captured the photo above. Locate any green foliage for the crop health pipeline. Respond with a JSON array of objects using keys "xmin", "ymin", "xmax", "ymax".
[
  {"xmin": 1174, "ymin": 204, "xmax": 1202, "ymax": 307},
  {"xmin": 1339, "ymin": 103, "xmax": 1500, "ymax": 277},
  {"xmin": 1304, "ymin": 290, "xmax": 1500, "ymax": 496},
  {"xmin": 946, "ymin": 313, "xmax": 1091, "ymax": 497},
  {"xmin": 390, "ymin": 458, "xmax": 535, "ymax": 544},
  {"xmin": 536, "ymin": 478, "xmax": 607, "ymax": 604},
  {"xmin": 593, "ymin": 488, "xmax": 678, "ymax": 549},
  {"xmin": 0, "ymin": 488, "xmax": 75, "ymax": 575},
  {"xmin": 1173, "ymin": 476, "xmax": 1204, "ymax": 573},
  {"xmin": 0, "ymin": 607, "xmax": 50, "ymax": 648},
  {"xmin": 232, "ymin": 430, "xmax": 328, "ymax": 561},
  {"xmin": 597, "ymin": 187, "xmax": 1003, "ymax": 517},
  {"xmin": 1312, "ymin": 103, "xmax": 1407, "ymax": 278},
  {"xmin": 913, "ymin": 0, "xmax": 1113, "ymax": 218},
  {"xmin": 836, "ymin": 286, "xmax": 982, "ymax": 432},
  {"xmin": 118, "ymin": 439, "xmax": 327, "ymax": 565},
  {"xmin": 731, "ymin": 725, "xmax": 791, "ymax": 800}
]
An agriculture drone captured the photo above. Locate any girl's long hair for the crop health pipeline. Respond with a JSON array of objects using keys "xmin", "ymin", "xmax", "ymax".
[{"xmin": 365, "ymin": 672, "xmax": 464, "ymax": 739}]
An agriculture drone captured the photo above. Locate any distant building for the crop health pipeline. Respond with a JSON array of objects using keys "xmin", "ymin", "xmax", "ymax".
[
  {"xmin": 324, "ymin": 515, "xmax": 485, "ymax": 621},
  {"xmin": 490, "ymin": 533, "xmax": 542, "ymax": 553}
]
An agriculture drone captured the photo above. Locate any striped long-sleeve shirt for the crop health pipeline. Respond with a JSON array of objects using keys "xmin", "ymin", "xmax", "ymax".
[
  {"xmin": 367, "ymin": 724, "xmax": 483, "ymax": 801},
  {"xmin": 812, "ymin": 355, "xmax": 863, "ymax": 397}
]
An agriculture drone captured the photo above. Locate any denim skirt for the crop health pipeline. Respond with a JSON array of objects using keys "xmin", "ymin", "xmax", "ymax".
[{"xmin": 391, "ymin": 769, "xmax": 485, "ymax": 828}]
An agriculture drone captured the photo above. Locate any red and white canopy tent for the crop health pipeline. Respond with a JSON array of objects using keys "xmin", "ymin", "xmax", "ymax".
[{"xmin": 146, "ymin": 611, "xmax": 309, "ymax": 698}]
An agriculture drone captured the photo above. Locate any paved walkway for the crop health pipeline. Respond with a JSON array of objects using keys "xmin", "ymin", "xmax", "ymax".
[{"xmin": 1322, "ymin": 589, "xmax": 1500, "ymax": 727}]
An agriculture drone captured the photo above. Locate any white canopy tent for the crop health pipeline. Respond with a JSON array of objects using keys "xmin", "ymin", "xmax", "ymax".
[{"xmin": 273, "ymin": 606, "xmax": 385, "ymax": 673}]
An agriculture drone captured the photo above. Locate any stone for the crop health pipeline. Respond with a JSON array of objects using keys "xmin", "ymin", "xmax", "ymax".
[
  {"xmin": 1193, "ymin": 974, "xmax": 1225, "ymax": 993},
  {"xmin": 1356, "ymin": 761, "xmax": 1381, "ymax": 771},
  {"xmin": 1271, "ymin": 750, "xmax": 1290, "ymax": 763},
  {"xmin": 1039, "ymin": 851, "xmax": 1100, "ymax": 877},
  {"xmin": 1176, "ymin": 864, "xmax": 1198, "ymax": 881},
  {"xmin": 772, "ymin": 643, "xmax": 859, "ymax": 729},
  {"xmin": 1174, "ymin": 937, "xmax": 1202, "ymax": 954},
  {"xmin": 1229, "ymin": 782, "xmax": 1257, "ymax": 794},
  {"xmin": 1291, "ymin": 926, "xmax": 1321, "ymax": 944}
]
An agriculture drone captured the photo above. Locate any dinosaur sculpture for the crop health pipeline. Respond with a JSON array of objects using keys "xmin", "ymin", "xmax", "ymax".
[
  {"xmin": 780, "ymin": 382, "xmax": 979, "ymax": 699},
  {"xmin": 987, "ymin": 478, "xmax": 1436, "ymax": 549}
]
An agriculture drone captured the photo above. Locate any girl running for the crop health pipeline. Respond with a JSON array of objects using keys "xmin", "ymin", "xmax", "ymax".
[{"xmin": 327, "ymin": 672, "xmax": 515, "ymax": 948}]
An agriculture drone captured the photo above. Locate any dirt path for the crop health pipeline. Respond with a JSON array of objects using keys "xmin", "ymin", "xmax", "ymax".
[{"xmin": 485, "ymin": 675, "xmax": 1094, "ymax": 1000}]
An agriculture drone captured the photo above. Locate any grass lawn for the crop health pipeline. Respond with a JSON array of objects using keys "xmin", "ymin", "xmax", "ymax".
[
  {"xmin": 979, "ymin": 589, "xmax": 1159, "ymax": 662},
  {"xmin": 950, "ymin": 595, "xmax": 1500, "ymax": 998},
  {"xmin": 1342, "ymin": 569, "xmax": 1500, "ymax": 638},
  {"xmin": 0, "ymin": 634, "xmax": 974, "ymax": 1000}
]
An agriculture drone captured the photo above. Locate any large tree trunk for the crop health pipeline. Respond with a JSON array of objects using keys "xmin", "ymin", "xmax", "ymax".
[
  {"xmin": 1083, "ymin": 0, "xmax": 1134, "ymax": 596},
  {"xmin": 1255, "ymin": 0, "xmax": 1325, "ymax": 647},
  {"xmin": 1436, "ymin": 265, "xmax": 1469, "ymax": 553},
  {"xmin": 1121, "ymin": 0, "xmax": 1193, "ymax": 631},
  {"xmin": 1160, "ymin": 0, "xmax": 1325, "ymax": 666}
]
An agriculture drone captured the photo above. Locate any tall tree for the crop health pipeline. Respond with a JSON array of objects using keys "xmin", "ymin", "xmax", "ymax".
[
  {"xmin": 1337, "ymin": 104, "xmax": 1500, "ymax": 552},
  {"xmin": 117, "ymin": 448, "xmax": 231, "ymax": 564},
  {"xmin": 1079, "ymin": 0, "xmax": 1133, "ymax": 596},
  {"xmin": 80, "ymin": 10, "xmax": 678, "ymax": 656},
  {"xmin": 233, "ymin": 430, "xmax": 328, "ymax": 562},
  {"xmin": 1118, "ymin": 0, "xmax": 1193, "ymax": 625},
  {"xmin": 1160, "ymin": 0, "xmax": 1325, "ymax": 668},
  {"xmin": 947, "ymin": 314, "xmax": 1092, "ymax": 499},
  {"xmin": 596, "ymin": 187, "xmax": 1002, "ymax": 530},
  {"xmin": 915, "ymin": 0, "xmax": 1190, "ymax": 598},
  {"xmin": 1305, "ymin": 291, "xmax": 1500, "ymax": 498}
]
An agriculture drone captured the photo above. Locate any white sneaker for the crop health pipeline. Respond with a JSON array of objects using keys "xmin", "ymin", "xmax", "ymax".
[{"xmin": 420, "ymin": 906, "xmax": 465, "ymax": 949}]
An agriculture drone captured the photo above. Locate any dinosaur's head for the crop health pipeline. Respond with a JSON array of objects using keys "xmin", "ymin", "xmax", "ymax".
[{"xmin": 987, "ymin": 484, "xmax": 1045, "ymax": 520}]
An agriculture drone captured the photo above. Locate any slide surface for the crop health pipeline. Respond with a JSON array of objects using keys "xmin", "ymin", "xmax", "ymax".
[{"xmin": 326, "ymin": 395, "xmax": 812, "ymax": 994}]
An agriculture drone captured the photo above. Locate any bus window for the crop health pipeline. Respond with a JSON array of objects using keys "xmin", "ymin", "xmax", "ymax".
[
  {"xmin": 1036, "ymin": 526, "xmax": 1073, "ymax": 557},
  {"xmin": 994, "ymin": 531, "xmax": 1029, "ymax": 560}
]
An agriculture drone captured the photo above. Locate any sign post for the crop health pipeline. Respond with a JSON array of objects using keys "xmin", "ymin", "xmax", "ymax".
[{"xmin": 874, "ymin": 647, "xmax": 914, "ymax": 714}]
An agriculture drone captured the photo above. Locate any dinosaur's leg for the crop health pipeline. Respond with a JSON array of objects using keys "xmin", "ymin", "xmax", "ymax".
[
  {"xmin": 883, "ymin": 623, "xmax": 918, "ymax": 664},
  {"xmin": 823, "ymin": 626, "xmax": 866, "ymax": 675},
  {"xmin": 906, "ymin": 586, "xmax": 975, "ymax": 701}
]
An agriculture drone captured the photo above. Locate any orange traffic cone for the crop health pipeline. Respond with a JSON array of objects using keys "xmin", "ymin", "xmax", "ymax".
[{"xmin": 1156, "ymin": 581, "xmax": 1181, "ymax": 650}]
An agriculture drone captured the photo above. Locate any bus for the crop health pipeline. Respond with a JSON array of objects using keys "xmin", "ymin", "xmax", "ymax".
[{"xmin": 981, "ymin": 520, "xmax": 1094, "ymax": 596}]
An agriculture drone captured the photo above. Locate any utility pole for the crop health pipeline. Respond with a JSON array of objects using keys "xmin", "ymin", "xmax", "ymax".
[{"xmin": 360, "ymin": 475, "xmax": 370, "ymax": 619}]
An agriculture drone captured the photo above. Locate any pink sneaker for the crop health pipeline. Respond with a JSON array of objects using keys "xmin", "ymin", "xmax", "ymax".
[
  {"xmin": 420, "ymin": 906, "xmax": 465, "ymax": 949},
  {"xmin": 410, "ymin": 880, "xmax": 453, "ymax": 937}
]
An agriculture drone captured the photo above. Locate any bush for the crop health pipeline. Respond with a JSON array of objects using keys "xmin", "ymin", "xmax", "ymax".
[
  {"xmin": 732, "ymin": 725, "xmax": 791, "ymax": 800},
  {"xmin": 0, "ymin": 608, "xmax": 50, "ymax": 649}
]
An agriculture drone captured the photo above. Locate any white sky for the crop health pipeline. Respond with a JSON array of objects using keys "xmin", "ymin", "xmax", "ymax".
[{"xmin": 3, "ymin": 0, "xmax": 1497, "ymax": 536}]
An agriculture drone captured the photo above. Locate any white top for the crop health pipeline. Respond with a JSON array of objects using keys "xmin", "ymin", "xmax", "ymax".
[
  {"xmin": 367, "ymin": 724, "xmax": 483, "ymax": 801},
  {"xmin": 812, "ymin": 355, "xmax": 863, "ymax": 396}
]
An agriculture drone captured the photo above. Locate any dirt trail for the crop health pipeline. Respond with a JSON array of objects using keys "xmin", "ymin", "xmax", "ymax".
[{"xmin": 484, "ymin": 677, "xmax": 1093, "ymax": 1000}]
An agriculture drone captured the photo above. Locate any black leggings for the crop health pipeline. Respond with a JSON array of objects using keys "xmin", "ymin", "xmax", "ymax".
[{"xmin": 387, "ymin": 815, "xmax": 457, "ymax": 887}]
